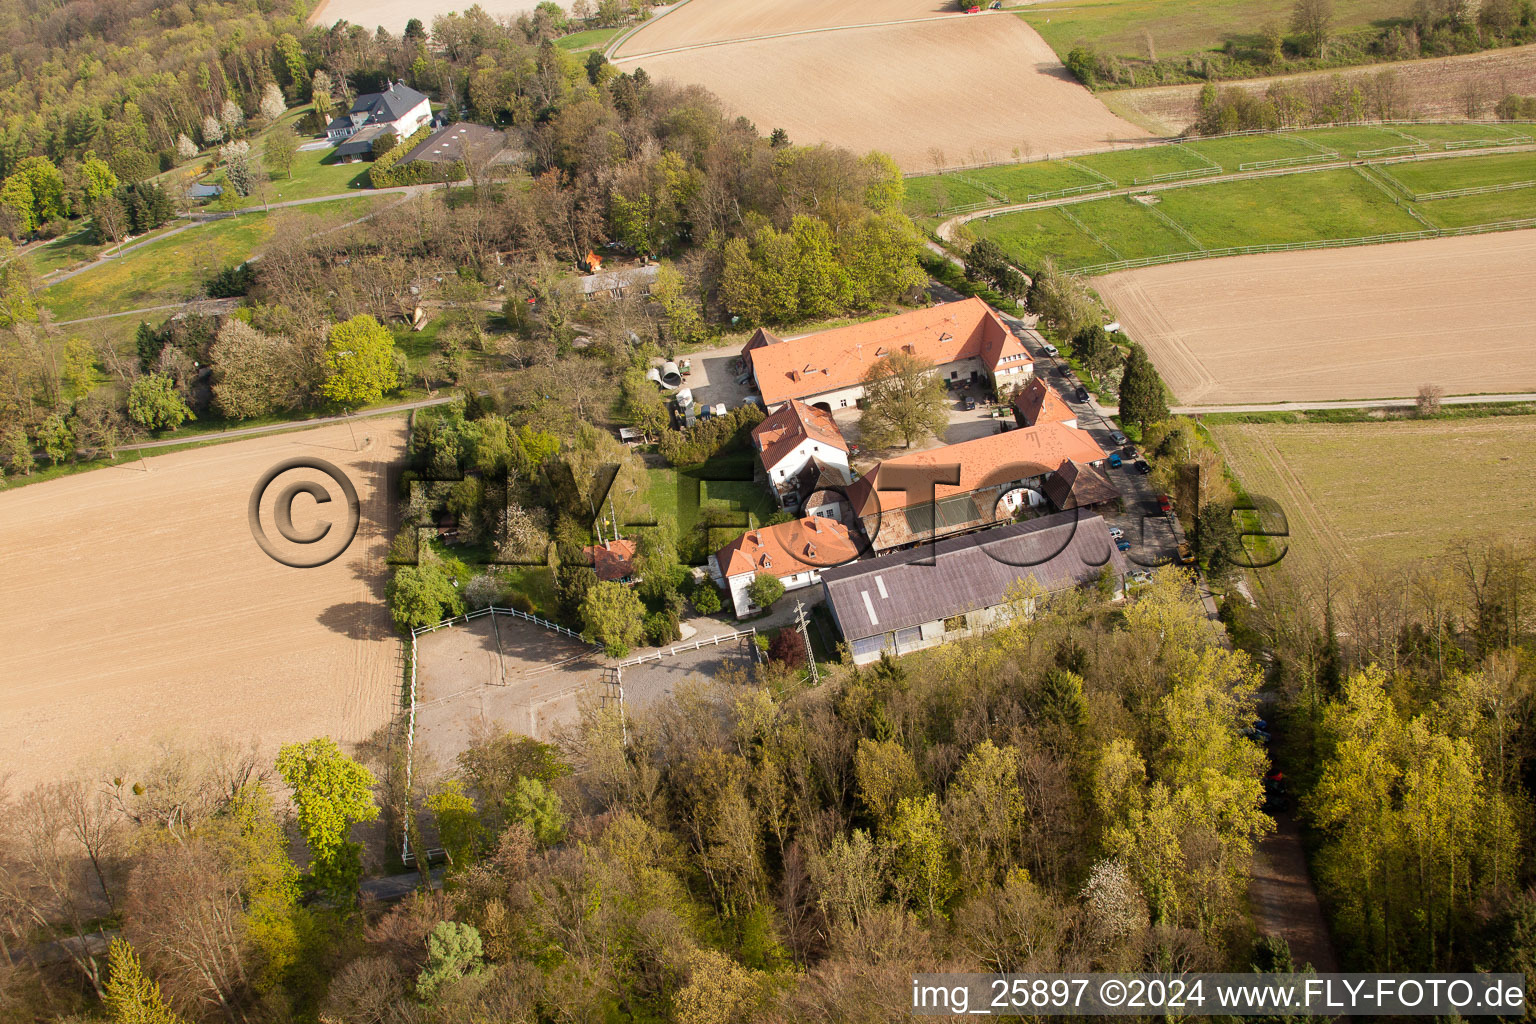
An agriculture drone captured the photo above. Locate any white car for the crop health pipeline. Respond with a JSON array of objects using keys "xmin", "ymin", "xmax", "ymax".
[
  {"xmin": 1127, "ymin": 570, "xmax": 1154, "ymax": 587},
  {"xmin": 1041, "ymin": 343, "xmax": 1059, "ymax": 357},
  {"xmin": 1107, "ymin": 526, "xmax": 1124, "ymax": 539}
]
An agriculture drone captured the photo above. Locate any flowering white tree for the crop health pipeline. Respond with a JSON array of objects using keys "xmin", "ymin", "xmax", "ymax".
[
  {"xmin": 220, "ymin": 140, "xmax": 254, "ymax": 195},
  {"xmin": 220, "ymin": 99, "xmax": 245, "ymax": 135},
  {"xmin": 259, "ymin": 83, "xmax": 286, "ymax": 121},
  {"xmin": 201, "ymin": 116, "xmax": 224, "ymax": 145},
  {"xmin": 175, "ymin": 133, "xmax": 197, "ymax": 161}
]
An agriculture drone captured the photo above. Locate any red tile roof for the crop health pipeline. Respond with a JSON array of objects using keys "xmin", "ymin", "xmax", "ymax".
[
  {"xmin": 583, "ymin": 538, "xmax": 636, "ymax": 582},
  {"xmin": 1012, "ymin": 377, "xmax": 1076, "ymax": 427},
  {"xmin": 847, "ymin": 421, "xmax": 1107, "ymax": 517},
  {"xmin": 752, "ymin": 398, "xmax": 849, "ymax": 472},
  {"xmin": 747, "ymin": 298, "xmax": 1028, "ymax": 407},
  {"xmin": 716, "ymin": 516, "xmax": 860, "ymax": 579}
]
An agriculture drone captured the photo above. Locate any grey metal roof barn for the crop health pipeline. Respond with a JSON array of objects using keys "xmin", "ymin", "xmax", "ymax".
[
  {"xmin": 398, "ymin": 122, "xmax": 507, "ymax": 166},
  {"xmin": 821, "ymin": 510, "xmax": 1127, "ymax": 643}
]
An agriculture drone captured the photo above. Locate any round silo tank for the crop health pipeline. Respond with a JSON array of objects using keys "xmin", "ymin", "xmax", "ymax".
[
  {"xmin": 661, "ymin": 361, "xmax": 683, "ymax": 388},
  {"xmin": 645, "ymin": 366, "xmax": 663, "ymax": 388}
]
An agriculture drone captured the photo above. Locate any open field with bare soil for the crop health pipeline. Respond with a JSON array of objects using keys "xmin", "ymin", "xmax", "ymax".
[
  {"xmin": 613, "ymin": 0, "xmax": 952, "ymax": 55},
  {"xmin": 615, "ymin": 9, "xmax": 1150, "ymax": 171},
  {"xmin": 1210, "ymin": 416, "xmax": 1536, "ymax": 586},
  {"xmin": 1111, "ymin": 44, "xmax": 1536, "ymax": 134},
  {"xmin": 0, "ymin": 420, "xmax": 406, "ymax": 791},
  {"xmin": 1094, "ymin": 230, "xmax": 1536, "ymax": 405},
  {"xmin": 308, "ymin": 0, "xmax": 542, "ymax": 34}
]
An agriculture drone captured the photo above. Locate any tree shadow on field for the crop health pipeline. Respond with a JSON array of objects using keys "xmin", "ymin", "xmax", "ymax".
[{"xmin": 319, "ymin": 600, "xmax": 384, "ymax": 640}]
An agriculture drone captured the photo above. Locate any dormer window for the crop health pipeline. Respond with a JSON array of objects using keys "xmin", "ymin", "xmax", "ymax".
[
  {"xmin": 939, "ymin": 332, "xmax": 952, "ymax": 343},
  {"xmin": 760, "ymin": 554, "xmax": 772, "ymax": 569},
  {"xmin": 805, "ymin": 542, "xmax": 817, "ymax": 557}
]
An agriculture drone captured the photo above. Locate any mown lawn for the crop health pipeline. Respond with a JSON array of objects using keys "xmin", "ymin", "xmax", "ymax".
[
  {"xmin": 643, "ymin": 449, "xmax": 776, "ymax": 554},
  {"xmin": 37, "ymin": 195, "xmax": 380, "ymax": 322},
  {"xmin": 206, "ymin": 140, "xmax": 372, "ymax": 210}
]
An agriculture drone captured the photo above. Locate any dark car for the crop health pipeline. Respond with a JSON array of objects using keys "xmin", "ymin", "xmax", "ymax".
[
  {"xmin": 1135, "ymin": 459, "xmax": 1150, "ymax": 474},
  {"xmin": 962, "ymin": 394, "xmax": 977, "ymax": 411},
  {"xmin": 1074, "ymin": 385, "xmax": 1089, "ymax": 402}
]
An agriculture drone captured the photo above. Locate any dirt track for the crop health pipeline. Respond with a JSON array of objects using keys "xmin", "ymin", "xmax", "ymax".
[
  {"xmin": 616, "ymin": 8, "xmax": 1149, "ymax": 171},
  {"xmin": 0, "ymin": 420, "xmax": 406, "ymax": 792},
  {"xmin": 1095, "ymin": 230, "xmax": 1536, "ymax": 405}
]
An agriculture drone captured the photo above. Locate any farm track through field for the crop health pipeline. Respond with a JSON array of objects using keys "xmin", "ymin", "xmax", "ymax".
[{"xmin": 1218, "ymin": 425, "xmax": 1356, "ymax": 589}]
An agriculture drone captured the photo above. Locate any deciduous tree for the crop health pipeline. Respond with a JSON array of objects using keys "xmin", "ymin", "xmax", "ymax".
[
  {"xmin": 274, "ymin": 738, "xmax": 379, "ymax": 901},
  {"xmin": 321, "ymin": 314, "xmax": 399, "ymax": 408},
  {"xmin": 858, "ymin": 350, "xmax": 948, "ymax": 450}
]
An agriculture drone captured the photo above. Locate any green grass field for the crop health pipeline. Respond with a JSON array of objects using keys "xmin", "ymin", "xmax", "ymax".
[
  {"xmin": 1071, "ymin": 195, "xmax": 1202, "ymax": 259},
  {"xmin": 1417, "ymin": 186, "xmax": 1536, "ymax": 227},
  {"xmin": 971, "ymin": 165, "xmax": 1429, "ymax": 270},
  {"xmin": 556, "ymin": 26, "xmax": 621, "ymax": 50},
  {"xmin": 970, "ymin": 208, "xmax": 1118, "ymax": 269},
  {"xmin": 1379, "ymin": 151, "xmax": 1536, "ymax": 195},
  {"xmin": 205, "ymin": 139, "xmax": 372, "ymax": 211},
  {"xmin": 1289, "ymin": 125, "xmax": 1413, "ymax": 155},
  {"xmin": 1393, "ymin": 123, "xmax": 1530, "ymax": 146},
  {"xmin": 1153, "ymin": 169, "xmax": 1422, "ymax": 248},
  {"xmin": 38, "ymin": 195, "xmax": 381, "ymax": 322},
  {"xmin": 1074, "ymin": 144, "xmax": 1214, "ymax": 183},
  {"xmin": 1018, "ymin": 0, "xmax": 1404, "ymax": 62},
  {"xmin": 643, "ymin": 450, "xmax": 776, "ymax": 553},
  {"xmin": 904, "ymin": 174, "xmax": 996, "ymax": 218},
  {"xmin": 966, "ymin": 161, "xmax": 1103, "ymax": 200},
  {"xmin": 1180, "ymin": 132, "xmax": 1321, "ymax": 169}
]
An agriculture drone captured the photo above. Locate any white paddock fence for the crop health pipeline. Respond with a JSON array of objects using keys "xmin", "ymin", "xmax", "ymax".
[
  {"xmin": 399, "ymin": 612, "xmax": 761, "ymax": 861},
  {"xmin": 401, "ymin": 605, "xmax": 595, "ymax": 862}
]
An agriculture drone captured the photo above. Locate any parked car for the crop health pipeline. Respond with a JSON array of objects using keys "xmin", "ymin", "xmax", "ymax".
[
  {"xmin": 1176, "ymin": 542, "xmax": 1195, "ymax": 565},
  {"xmin": 1157, "ymin": 494, "xmax": 1174, "ymax": 515},
  {"xmin": 1074, "ymin": 385, "xmax": 1089, "ymax": 402},
  {"xmin": 1126, "ymin": 570, "xmax": 1154, "ymax": 587},
  {"xmin": 1115, "ymin": 537, "xmax": 1131, "ymax": 552},
  {"xmin": 966, "ymin": 4, "xmax": 980, "ymax": 11},
  {"xmin": 1134, "ymin": 459, "xmax": 1150, "ymax": 474},
  {"xmin": 1041, "ymin": 343, "xmax": 1059, "ymax": 357},
  {"xmin": 1122, "ymin": 444, "xmax": 1139, "ymax": 459},
  {"xmin": 1107, "ymin": 525, "xmax": 1124, "ymax": 539},
  {"xmin": 1108, "ymin": 452, "xmax": 1122, "ymax": 468},
  {"xmin": 962, "ymin": 394, "xmax": 977, "ymax": 410},
  {"xmin": 1109, "ymin": 429, "xmax": 1128, "ymax": 445}
]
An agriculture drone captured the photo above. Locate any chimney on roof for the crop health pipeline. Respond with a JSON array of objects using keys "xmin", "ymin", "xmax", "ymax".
[
  {"xmin": 747, "ymin": 531, "xmax": 760, "ymax": 546},
  {"xmin": 806, "ymin": 517, "xmax": 820, "ymax": 532}
]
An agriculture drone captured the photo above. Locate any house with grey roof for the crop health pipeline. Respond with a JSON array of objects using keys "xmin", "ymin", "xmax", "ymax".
[
  {"xmin": 821, "ymin": 510, "xmax": 1127, "ymax": 664},
  {"xmin": 325, "ymin": 82, "xmax": 431, "ymax": 144}
]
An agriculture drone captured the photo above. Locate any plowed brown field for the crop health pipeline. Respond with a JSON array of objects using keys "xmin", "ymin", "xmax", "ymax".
[
  {"xmin": 0, "ymin": 420, "xmax": 406, "ymax": 791},
  {"xmin": 615, "ymin": 7, "xmax": 1150, "ymax": 171},
  {"xmin": 1095, "ymin": 230, "xmax": 1536, "ymax": 405}
]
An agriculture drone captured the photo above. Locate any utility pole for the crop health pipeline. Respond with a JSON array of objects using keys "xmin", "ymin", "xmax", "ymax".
[{"xmin": 795, "ymin": 600, "xmax": 818, "ymax": 686}]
